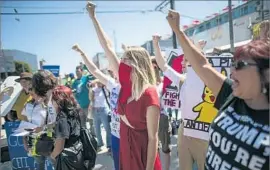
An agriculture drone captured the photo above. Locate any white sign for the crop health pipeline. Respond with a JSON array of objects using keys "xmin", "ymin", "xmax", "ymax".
[
  {"xmin": 161, "ymin": 49, "xmax": 184, "ymax": 110},
  {"xmin": 182, "ymin": 55, "xmax": 232, "ymax": 140},
  {"xmin": 12, "ymin": 121, "xmax": 38, "ymax": 137},
  {"xmin": 109, "ymin": 85, "xmax": 120, "ymax": 138},
  {"xmin": 0, "ymin": 76, "xmax": 22, "ymax": 117}
]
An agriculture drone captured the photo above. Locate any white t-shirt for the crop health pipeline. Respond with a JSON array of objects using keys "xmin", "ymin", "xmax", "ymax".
[
  {"xmin": 22, "ymin": 102, "xmax": 46, "ymax": 127},
  {"xmin": 92, "ymin": 87, "xmax": 108, "ymax": 108},
  {"xmin": 106, "ymin": 77, "xmax": 121, "ymax": 139},
  {"xmin": 21, "ymin": 99, "xmax": 57, "ymax": 127}
]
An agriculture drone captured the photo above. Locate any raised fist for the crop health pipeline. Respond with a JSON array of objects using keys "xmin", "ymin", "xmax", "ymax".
[
  {"xmin": 72, "ymin": 44, "xmax": 84, "ymax": 56},
  {"xmin": 86, "ymin": 1, "xmax": 96, "ymax": 18},
  {"xmin": 152, "ymin": 35, "xmax": 161, "ymax": 44},
  {"xmin": 72, "ymin": 44, "xmax": 80, "ymax": 52},
  {"xmin": 166, "ymin": 10, "xmax": 180, "ymax": 31}
]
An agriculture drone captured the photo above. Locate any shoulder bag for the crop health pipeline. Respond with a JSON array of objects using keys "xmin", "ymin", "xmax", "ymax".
[{"xmin": 35, "ymin": 106, "xmax": 54, "ymax": 156}]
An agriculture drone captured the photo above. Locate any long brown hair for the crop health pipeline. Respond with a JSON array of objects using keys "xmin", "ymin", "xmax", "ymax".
[
  {"xmin": 123, "ymin": 46, "xmax": 156, "ymax": 100},
  {"xmin": 52, "ymin": 85, "xmax": 80, "ymax": 117}
]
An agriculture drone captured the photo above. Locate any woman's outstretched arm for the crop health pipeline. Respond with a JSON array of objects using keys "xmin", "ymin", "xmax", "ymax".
[{"xmin": 86, "ymin": 2, "xmax": 120, "ymax": 79}]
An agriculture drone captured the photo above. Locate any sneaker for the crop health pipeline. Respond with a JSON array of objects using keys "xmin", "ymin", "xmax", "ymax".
[
  {"xmin": 97, "ymin": 147, "xmax": 102, "ymax": 152},
  {"xmin": 107, "ymin": 148, "xmax": 111, "ymax": 153},
  {"xmin": 107, "ymin": 148, "xmax": 112, "ymax": 156}
]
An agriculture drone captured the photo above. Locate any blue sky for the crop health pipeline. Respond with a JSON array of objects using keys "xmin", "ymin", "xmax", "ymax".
[{"xmin": 2, "ymin": 1, "xmax": 240, "ymax": 75}]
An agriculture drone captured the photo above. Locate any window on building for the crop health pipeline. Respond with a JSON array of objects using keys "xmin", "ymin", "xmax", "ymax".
[
  {"xmin": 223, "ymin": 14, "xmax": 228, "ymax": 23},
  {"xmin": 216, "ymin": 17, "xmax": 222, "ymax": 25},
  {"xmin": 233, "ymin": 8, "xmax": 239, "ymax": 19},
  {"xmin": 211, "ymin": 19, "xmax": 217, "ymax": 27},
  {"xmin": 249, "ymin": 1, "xmax": 257, "ymax": 13},
  {"xmin": 240, "ymin": 5, "xmax": 248, "ymax": 16},
  {"xmin": 206, "ymin": 22, "xmax": 211, "ymax": 30},
  {"xmin": 189, "ymin": 29, "xmax": 194, "ymax": 36},
  {"xmin": 198, "ymin": 25, "xmax": 204, "ymax": 33}
]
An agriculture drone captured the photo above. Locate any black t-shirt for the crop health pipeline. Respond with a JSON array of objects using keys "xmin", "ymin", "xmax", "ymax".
[
  {"xmin": 205, "ymin": 78, "xmax": 269, "ymax": 170},
  {"xmin": 54, "ymin": 112, "xmax": 81, "ymax": 148}
]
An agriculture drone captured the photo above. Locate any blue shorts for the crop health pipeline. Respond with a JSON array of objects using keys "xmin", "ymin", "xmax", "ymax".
[{"xmin": 111, "ymin": 134, "xmax": 120, "ymax": 170}]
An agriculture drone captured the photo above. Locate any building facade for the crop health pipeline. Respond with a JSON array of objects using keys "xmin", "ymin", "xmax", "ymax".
[
  {"xmin": 184, "ymin": 0, "xmax": 259, "ymax": 53},
  {"xmin": 2, "ymin": 49, "xmax": 38, "ymax": 72},
  {"xmin": 92, "ymin": 52, "xmax": 123, "ymax": 72},
  {"xmin": 141, "ymin": 37, "xmax": 176, "ymax": 56},
  {"xmin": 142, "ymin": 0, "xmax": 266, "ymax": 54}
]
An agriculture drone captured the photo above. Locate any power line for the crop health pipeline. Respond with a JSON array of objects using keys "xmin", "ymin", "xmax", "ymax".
[
  {"xmin": 1, "ymin": 8, "xmax": 201, "ymax": 21},
  {"xmin": 1, "ymin": 6, "xmax": 84, "ymax": 9},
  {"xmin": 0, "ymin": 9, "xmax": 157, "ymax": 15},
  {"xmin": 1, "ymin": 5, "xmax": 85, "ymax": 9}
]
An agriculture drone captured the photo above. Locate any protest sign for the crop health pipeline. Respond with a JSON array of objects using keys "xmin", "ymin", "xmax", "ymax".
[
  {"xmin": 161, "ymin": 49, "xmax": 184, "ymax": 110},
  {"xmin": 42, "ymin": 65, "xmax": 60, "ymax": 77},
  {"xmin": 4, "ymin": 121, "xmax": 53, "ymax": 170},
  {"xmin": 109, "ymin": 86, "xmax": 120, "ymax": 138},
  {"xmin": 182, "ymin": 54, "xmax": 232, "ymax": 140}
]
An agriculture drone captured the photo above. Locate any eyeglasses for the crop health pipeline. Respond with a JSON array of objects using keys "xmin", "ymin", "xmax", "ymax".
[{"xmin": 231, "ymin": 60, "xmax": 257, "ymax": 70}]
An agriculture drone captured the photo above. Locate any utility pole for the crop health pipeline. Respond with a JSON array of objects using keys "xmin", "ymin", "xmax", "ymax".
[
  {"xmin": 261, "ymin": 0, "xmax": 264, "ymax": 21},
  {"xmin": 170, "ymin": 0, "xmax": 177, "ymax": 49},
  {"xmin": 228, "ymin": 0, "xmax": 235, "ymax": 53},
  {"xmin": 0, "ymin": 1, "xmax": 8, "ymax": 78}
]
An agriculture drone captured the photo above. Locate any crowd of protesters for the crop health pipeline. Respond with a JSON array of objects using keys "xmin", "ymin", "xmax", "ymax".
[{"xmin": 2, "ymin": 1, "xmax": 269, "ymax": 170}]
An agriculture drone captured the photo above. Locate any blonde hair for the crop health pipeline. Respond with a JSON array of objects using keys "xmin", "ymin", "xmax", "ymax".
[{"xmin": 123, "ymin": 46, "xmax": 156, "ymax": 100}]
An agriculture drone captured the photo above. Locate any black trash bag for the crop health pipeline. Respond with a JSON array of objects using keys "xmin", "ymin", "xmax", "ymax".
[
  {"xmin": 80, "ymin": 127, "xmax": 98, "ymax": 169},
  {"xmin": 55, "ymin": 144, "xmax": 86, "ymax": 170}
]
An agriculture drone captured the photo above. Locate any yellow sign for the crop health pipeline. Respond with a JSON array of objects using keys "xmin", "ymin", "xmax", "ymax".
[{"xmin": 192, "ymin": 68, "xmax": 227, "ymax": 124}]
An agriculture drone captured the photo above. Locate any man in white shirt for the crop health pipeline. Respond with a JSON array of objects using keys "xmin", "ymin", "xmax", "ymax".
[
  {"xmin": 153, "ymin": 36, "xmax": 209, "ymax": 170},
  {"xmin": 90, "ymin": 80, "xmax": 112, "ymax": 151}
]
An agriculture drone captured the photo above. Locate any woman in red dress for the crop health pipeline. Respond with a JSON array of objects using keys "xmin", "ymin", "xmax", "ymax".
[
  {"xmin": 117, "ymin": 47, "xmax": 162, "ymax": 170},
  {"xmin": 85, "ymin": 2, "xmax": 161, "ymax": 170}
]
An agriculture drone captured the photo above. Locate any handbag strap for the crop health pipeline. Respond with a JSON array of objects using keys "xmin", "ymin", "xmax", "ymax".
[
  {"xmin": 101, "ymin": 87, "xmax": 111, "ymax": 109},
  {"xmin": 43, "ymin": 103, "xmax": 49, "ymax": 125}
]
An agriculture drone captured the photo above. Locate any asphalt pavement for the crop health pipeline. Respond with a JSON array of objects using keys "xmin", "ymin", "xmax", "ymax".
[
  {"xmin": 94, "ymin": 127, "xmax": 180, "ymax": 170},
  {"xmin": 0, "ymin": 122, "xmax": 199, "ymax": 170}
]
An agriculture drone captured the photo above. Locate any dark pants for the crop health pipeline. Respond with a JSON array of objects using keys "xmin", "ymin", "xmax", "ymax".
[{"xmin": 111, "ymin": 135, "xmax": 120, "ymax": 170}]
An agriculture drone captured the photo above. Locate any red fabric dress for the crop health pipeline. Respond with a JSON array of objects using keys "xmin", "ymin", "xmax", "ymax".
[{"xmin": 119, "ymin": 87, "xmax": 162, "ymax": 170}]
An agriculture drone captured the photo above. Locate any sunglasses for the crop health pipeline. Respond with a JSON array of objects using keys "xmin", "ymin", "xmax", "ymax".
[{"xmin": 231, "ymin": 60, "xmax": 257, "ymax": 70}]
